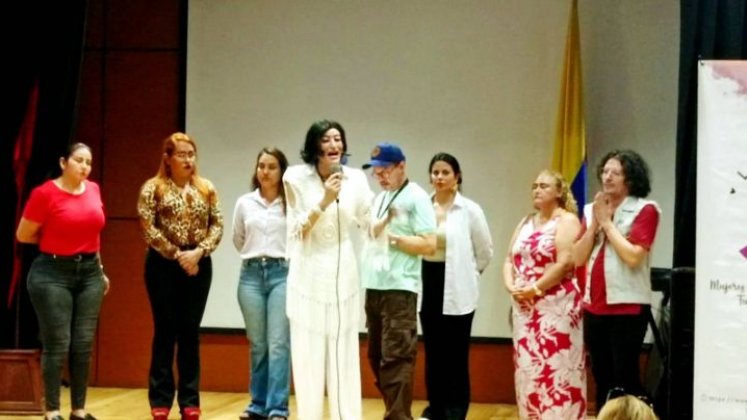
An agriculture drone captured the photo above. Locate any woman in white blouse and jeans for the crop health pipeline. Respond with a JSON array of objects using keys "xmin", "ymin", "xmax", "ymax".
[
  {"xmin": 233, "ymin": 147, "xmax": 290, "ymax": 420},
  {"xmin": 419, "ymin": 153, "xmax": 494, "ymax": 420}
]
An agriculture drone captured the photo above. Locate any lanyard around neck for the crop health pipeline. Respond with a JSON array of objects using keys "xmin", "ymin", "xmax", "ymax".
[{"xmin": 376, "ymin": 179, "xmax": 409, "ymax": 219}]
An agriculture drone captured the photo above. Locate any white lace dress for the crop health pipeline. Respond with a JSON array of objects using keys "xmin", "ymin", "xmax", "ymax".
[{"xmin": 283, "ymin": 164, "xmax": 373, "ymax": 335}]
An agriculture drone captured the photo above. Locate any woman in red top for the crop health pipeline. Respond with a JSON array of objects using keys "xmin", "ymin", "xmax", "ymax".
[
  {"xmin": 16, "ymin": 142, "xmax": 109, "ymax": 420},
  {"xmin": 575, "ymin": 150, "xmax": 660, "ymax": 414}
]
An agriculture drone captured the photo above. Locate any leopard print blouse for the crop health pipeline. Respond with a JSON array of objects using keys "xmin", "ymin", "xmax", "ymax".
[{"xmin": 137, "ymin": 177, "xmax": 223, "ymax": 259}]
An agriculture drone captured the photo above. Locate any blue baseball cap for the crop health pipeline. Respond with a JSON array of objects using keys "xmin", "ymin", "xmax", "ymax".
[{"xmin": 362, "ymin": 142, "xmax": 406, "ymax": 169}]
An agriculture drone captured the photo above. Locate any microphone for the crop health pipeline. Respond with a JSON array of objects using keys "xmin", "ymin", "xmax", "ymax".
[
  {"xmin": 329, "ymin": 163, "xmax": 343, "ymax": 203},
  {"xmin": 340, "ymin": 153, "xmax": 350, "ymax": 165}
]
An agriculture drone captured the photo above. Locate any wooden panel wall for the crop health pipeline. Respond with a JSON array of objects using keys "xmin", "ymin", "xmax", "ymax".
[
  {"xmin": 196, "ymin": 337, "xmax": 518, "ymax": 403},
  {"xmin": 80, "ymin": 0, "xmax": 184, "ymax": 389}
]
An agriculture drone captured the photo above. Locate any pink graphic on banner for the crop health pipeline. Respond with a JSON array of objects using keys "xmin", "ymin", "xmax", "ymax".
[
  {"xmin": 741, "ymin": 245, "xmax": 747, "ymax": 260},
  {"xmin": 710, "ymin": 61, "xmax": 747, "ymax": 96}
]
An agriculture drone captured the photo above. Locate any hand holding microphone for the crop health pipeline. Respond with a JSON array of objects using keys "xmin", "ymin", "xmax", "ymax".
[
  {"xmin": 329, "ymin": 163, "xmax": 343, "ymax": 177},
  {"xmin": 322, "ymin": 163, "xmax": 343, "ymax": 208}
]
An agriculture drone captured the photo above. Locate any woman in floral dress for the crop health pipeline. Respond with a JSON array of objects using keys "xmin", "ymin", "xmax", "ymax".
[{"xmin": 503, "ymin": 169, "xmax": 585, "ymax": 419}]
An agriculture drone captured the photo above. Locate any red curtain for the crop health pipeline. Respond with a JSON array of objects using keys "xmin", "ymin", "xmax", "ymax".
[{"xmin": 9, "ymin": 82, "xmax": 38, "ymax": 308}]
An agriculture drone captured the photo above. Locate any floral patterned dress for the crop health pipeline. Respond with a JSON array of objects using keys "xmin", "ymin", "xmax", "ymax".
[{"xmin": 510, "ymin": 217, "xmax": 586, "ymax": 419}]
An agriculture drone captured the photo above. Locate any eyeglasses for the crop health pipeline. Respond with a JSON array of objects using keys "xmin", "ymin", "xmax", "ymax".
[
  {"xmin": 372, "ymin": 164, "xmax": 397, "ymax": 179},
  {"xmin": 173, "ymin": 151, "xmax": 196, "ymax": 160}
]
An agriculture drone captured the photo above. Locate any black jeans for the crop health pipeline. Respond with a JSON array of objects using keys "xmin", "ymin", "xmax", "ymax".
[
  {"xmin": 584, "ymin": 310, "xmax": 649, "ymax": 413},
  {"xmin": 365, "ymin": 289, "xmax": 418, "ymax": 420},
  {"xmin": 144, "ymin": 248, "xmax": 212, "ymax": 410},
  {"xmin": 420, "ymin": 261, "xmax": 474, "ymax": 420},
  {"xmin": 27, "ymin": 253, "xmax": 105, "ymax": 411}
]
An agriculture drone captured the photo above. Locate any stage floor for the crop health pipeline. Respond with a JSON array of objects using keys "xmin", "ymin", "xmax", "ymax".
[{"xmin": 0, "ymin": 387, "xmax": 521, "ymax": 419}]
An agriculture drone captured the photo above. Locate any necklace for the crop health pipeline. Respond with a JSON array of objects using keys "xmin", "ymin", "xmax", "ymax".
[{"xmin": 433, "ymin": 193, "xmax": 455, "ymax": 210}]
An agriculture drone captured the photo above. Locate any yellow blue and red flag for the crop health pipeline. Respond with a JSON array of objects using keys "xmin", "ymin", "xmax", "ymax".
[{"xmin": 552, "ymin": 0, "xmax": 586, "ymax": 213}]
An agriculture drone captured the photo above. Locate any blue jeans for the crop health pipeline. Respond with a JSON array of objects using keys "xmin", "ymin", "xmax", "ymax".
[
  {"xmin": 237, "ymin": 258, "xmax": 290, "ymax": 418},
  {"xmin": 27, "ymin": 253, "xmax": 105, "ymax": 411}
]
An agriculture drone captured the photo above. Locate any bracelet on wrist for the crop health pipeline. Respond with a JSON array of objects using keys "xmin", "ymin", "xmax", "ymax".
[{"xmin": 532, "ymin": 283, "xmax": 544, "ymax": 297}]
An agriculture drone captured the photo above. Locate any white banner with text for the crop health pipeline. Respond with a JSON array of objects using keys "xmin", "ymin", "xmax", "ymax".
[{"xmin": 694, "ymin": 60, "xmax": 747, "ymax": 419}]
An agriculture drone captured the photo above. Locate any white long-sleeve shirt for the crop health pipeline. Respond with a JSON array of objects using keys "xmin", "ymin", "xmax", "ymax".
[
  {"xmin": 232, "ymin": 189, "xmax": 286, "ymax": 259},
  {"xmin": 432, "ymin": 192, "xmax": 494, "ymax": 315}
]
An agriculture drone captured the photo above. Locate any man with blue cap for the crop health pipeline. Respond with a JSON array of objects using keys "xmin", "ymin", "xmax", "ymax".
[{"xmin": 362, "ymin": 142, "xmax": 436, "ymax": 420}]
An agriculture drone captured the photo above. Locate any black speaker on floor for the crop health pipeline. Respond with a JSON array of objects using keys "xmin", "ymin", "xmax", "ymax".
[{"xmin": 667, "ymin": 267, "xmax": 695, "ymax": 420}]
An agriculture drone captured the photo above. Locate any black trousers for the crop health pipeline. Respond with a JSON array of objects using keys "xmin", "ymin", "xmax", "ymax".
[
  {"xmin": 419, "ymin": 261, "xmax": 474, "ymax": 420},
  {"xmin": 584, "ymin": 309, "xmax": 649, "ymax": 413},
  {"xmin": 144, "ymin": 248, "xmax": 212, "ymax": 410}
]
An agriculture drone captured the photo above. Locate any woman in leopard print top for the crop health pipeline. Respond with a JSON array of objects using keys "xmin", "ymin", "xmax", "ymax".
[{"xmin": 136, "ymin": 132, "xmax": 223, "ymax": 420}]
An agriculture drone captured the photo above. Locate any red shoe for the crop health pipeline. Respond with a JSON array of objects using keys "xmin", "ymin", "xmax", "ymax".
[
  {"xmin": 182, "ymin": 407, "xmax": 201, "ymax": 420},
  {"xmin": 151, "ymin": 407, "xmax": 170, "ymax": 420}
]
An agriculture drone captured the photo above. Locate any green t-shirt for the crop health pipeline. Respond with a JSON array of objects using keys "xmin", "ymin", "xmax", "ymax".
[{"xmin": 363, "ymin": 181, "xmax": 436, "ymax": 293}]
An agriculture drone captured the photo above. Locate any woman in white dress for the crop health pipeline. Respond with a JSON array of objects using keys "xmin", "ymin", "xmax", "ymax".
[{"xmin": 283, "ymin": 120, "xmax": 373, "ymax": 420}]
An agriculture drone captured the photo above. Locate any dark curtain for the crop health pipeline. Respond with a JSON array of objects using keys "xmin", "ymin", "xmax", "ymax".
[
  {"xmin": 672, "ymin": 1, "xmax": 747, "ymax": 418},
  {"xmin": 1, "ymin": 1, "xmax": 89, "ymax": 348}
]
